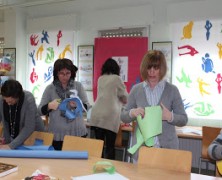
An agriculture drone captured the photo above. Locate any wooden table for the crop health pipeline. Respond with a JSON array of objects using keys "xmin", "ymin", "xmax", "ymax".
[
  {"xmin": 176, "ymin": 126, "xmax": 202, "ymax": 139},
  {"xmin": 0, "ymin": 156, "xmax": 221, "ymax": 180}
]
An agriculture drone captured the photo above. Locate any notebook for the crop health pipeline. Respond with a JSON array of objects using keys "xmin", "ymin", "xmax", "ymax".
[{"xmin": 0, "ymin": 162, "xmax": 18, "ymax": 177}]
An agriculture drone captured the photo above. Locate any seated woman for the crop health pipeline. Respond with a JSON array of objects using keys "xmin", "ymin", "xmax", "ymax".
[
  {"xmin": 208, "ymin": 129, "xmax": 222, "ymax": 160},
  {"xmin": 0, "ymin": 79, "xmax": 44, "ymax": 149}
]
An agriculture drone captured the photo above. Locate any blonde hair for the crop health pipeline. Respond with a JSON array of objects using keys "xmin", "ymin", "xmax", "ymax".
[{"xmin": 140, "ymin": 50, "xmax": 167, "ymax": 81}]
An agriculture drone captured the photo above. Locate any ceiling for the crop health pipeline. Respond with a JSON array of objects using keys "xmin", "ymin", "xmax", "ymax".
[
  {"xmin": 0, "ymin": 0, "xmax": 75, "ymax": 8},
  {"xmin": 0, "ymin": 0, "xmax": 207, "ymax": 22},
  {"xmin": 0, "ymin": 0, "xmax": 206, "ymax": 8}
]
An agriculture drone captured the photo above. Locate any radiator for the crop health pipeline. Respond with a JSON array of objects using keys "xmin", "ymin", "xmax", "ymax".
[{"xmin": 179, "ymin": 137, "xmax": 216, "ymax": 170}]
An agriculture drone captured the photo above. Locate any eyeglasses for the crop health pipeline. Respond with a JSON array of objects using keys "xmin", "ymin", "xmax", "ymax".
[
  {"xmin": 147, "ymin": 64, "xmax": 160, "ymax": 70},
  {"xmin": 58, "ymin": 71, "xmax": 71, "ymax": 77}
]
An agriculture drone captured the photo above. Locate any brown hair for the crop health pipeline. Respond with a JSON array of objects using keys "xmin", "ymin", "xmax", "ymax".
[
  {"xmin": 53, "ymin": 58, "xmax": 78, "ymax": 80},
  {"xmin": 140, "ymin": 50, "xmax": 167, "ymax": 81}
]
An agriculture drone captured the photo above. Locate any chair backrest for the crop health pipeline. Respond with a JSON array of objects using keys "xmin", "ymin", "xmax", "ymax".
[
  {"xmin": 62, "ymin": 135, "xmax": 104, "ymax": 158},
  {"xmin": 202, "ymin": 126, "xmax": 221, "ymax": 160},
  {"xmin": 138, "ymin": 146, "xmax": 192, "ymax": 173},
  {"xmin": 24, "ymin": 131, "xmax": 54, "ymax": 146}
]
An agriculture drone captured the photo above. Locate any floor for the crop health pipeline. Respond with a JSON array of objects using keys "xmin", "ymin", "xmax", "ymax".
[{"xmin": 192, "ymin": 167, "xmax": 215, "ymax": 176}]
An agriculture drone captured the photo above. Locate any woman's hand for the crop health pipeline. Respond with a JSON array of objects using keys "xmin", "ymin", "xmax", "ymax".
[
  {"xmin": 130, "ymin": 107, "xmax": 145, "ymax": 118},
  {"xmin": 69, "ymin": 101, "xmax": 77, "ymax": 109},
  {"xmin": 0, "ymin": 144, "xmax": 11, "ymax": 149},
  {"xmin": 48, "ymin": 99, "xmax": 60, "ymax": 110},
  {"xmin": 160, "ymin": 103, "xmax": 172, "ymax": 122},
  {"xmin": 119, "ymin": 96, "xmax": 127, "ymax": 104}
]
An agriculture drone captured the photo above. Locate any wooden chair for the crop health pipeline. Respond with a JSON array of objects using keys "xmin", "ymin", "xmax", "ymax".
[
  {"xmin": 24, "ymin": 131, "xmax": 54, "ymax": 146},
  {"xmin": 62, "ymin": 135, "xmax": 104, "ymax": 158},
  {"xmin": 198, "ymin": 126, "xmax": 221, "ymax": 175},
  {"xmin": 114, "ymin": 127, "xmax": 126, "ymax": 161},
  {"xmin": 138, "ymin": 146, "xmax": 192, "ymax": 173}
]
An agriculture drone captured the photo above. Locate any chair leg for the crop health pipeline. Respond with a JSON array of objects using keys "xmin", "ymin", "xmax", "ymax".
[
  {"xmin": 198, "ymin": 157, "xmax": 202, "ymax": 174},
  {"xmin": 206, "ymin": 161, "xmax": 209, "ymax": 175},
  {"xmin": 122, "ymin": 148, "xmax": 126, "ymax": 162}
]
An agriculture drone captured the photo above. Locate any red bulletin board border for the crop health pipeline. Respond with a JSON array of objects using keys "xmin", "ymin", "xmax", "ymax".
[{"xmin": 93, "ymin": 37, "xmax": 148, "ymax": 101}]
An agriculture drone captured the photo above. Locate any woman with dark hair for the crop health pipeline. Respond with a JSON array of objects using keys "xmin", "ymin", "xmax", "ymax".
[
  {"xmin": 38, "ymin": 58, "xmax": 90, "ymax": 150},
  {"xmin": 0, "ymin": 79, "xmax": 44, "ymax": 149},
  {"xmin": 90, "ymin": 58, "xmax": 128, "ymax": 159}
]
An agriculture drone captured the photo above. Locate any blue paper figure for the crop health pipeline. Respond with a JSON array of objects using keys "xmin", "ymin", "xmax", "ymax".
[
  {"xmin": 41, "ymin": 30, "xmax": 49, "ymax": 44},
  {"xmin": 202, "ymin": 53, "xmax": 215, "ymax": 73},
  {"xmin": 44, "ymin": 66, "xmax": 53, "ymax": 83},
  {"xmin": 205, "ymin": 20, "xmax": 212, "ymax": 41}
]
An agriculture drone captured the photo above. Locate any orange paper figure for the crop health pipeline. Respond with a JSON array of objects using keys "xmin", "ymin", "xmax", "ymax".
[
  {"xmin": 59, "ymin": 44, "xmax": 72, "ymax": 59},
  {"xmin": 181, "ymin": 21, "xmax": 194, "ymax": 40},
  {"xmin": 36, "ymin": 45, "xmax": 44, "ymax": 60}
]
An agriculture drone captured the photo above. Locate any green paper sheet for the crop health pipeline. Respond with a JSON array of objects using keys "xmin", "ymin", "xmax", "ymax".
[{"xmin": 128, "ymin": 106, "xmax": 162, "ymax": 155}]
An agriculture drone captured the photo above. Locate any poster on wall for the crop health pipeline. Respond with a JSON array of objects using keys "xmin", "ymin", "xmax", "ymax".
[
  {"xmin": 28, "ymin": 30, "xmax": 74, "ymax": 104},
  {"xmin": 112, "ymin": 56, "xmax": 128, "ymax": 82},
  {"xmin": 0, "ymin": 48, "xmax": 16, "ymax": 87},
  {"xmin": 78, "ymin": 45, "xmax": 94, "ymax": 91},
  {"xmin": 1, "ymin": 48, "xmax": 16, "ymax": 76},
  {"xmin": 171, "ymin": 20, "xmax": 222, "ymax": 122}
]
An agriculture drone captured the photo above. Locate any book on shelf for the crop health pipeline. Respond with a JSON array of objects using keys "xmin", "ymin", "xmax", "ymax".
[{"xmin": 0, "ymin": 162, "xmax": 18, "ymax": 177}]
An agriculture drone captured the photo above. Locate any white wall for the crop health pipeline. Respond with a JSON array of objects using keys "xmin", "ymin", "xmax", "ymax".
[
  {"xmin": 15, "ymin": 8, "xmax": 27, "ymax": 87},
  {"xmin": 2, "ymin": 0, "xmax": 222, "ymax": 108},
  {"xmin": 0, "ymin": 22, "xmax": 4, "ymax": 37}
]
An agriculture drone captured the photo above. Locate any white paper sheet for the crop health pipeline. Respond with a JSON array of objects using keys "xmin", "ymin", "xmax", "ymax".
[{"xmin": 72, "ymin": 172, "xmax": 129, "ymax": 180}]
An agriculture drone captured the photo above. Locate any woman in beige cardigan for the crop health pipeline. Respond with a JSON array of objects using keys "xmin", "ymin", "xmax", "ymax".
[{"xmin": 90, "ymin": 58, "xmax": 128, "ymax": 159}]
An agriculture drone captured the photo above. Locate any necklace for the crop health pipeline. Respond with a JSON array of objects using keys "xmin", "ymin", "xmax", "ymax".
[{"xmin": 9, "ymin": 103, "xmax": 18, "ymax": 138}]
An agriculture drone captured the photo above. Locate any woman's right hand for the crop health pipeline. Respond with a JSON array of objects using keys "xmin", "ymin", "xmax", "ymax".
[
  {"xmin": 130, "ymin": 107, "xmax": 145, "ymax": 118},
  {"xmin": 48, "ymin": 99, "xmax": 60, "ymax": 110}
]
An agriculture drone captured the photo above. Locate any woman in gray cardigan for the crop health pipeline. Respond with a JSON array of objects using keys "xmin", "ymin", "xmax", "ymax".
[
  {"xmin": 0, "ymin": 79, "xmax": 44, "ymax": 149},
  {"xmin": 121, "ymin": 50, "xmax": 188, "ymax": 163},
  {"xmin": 38, "ymin": 58, "xmax": 91, "ymax": 150}
]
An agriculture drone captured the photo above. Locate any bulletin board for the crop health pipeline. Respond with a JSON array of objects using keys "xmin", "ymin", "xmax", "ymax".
[{"xmin": 93, "ymin": 37, "xmax": 148, "ymax": 100}]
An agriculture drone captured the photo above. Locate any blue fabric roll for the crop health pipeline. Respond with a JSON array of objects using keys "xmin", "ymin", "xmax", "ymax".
[{"xmin": 0, "ymin": 150, "xmax": 88, "ymax": 159}]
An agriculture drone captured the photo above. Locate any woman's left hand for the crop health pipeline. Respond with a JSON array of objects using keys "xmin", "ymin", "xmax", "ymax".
[
  {"xmin": 160, "ymin": 103, "xmax": 172, "ymax": 122},
  {"xmin": 0, "ymin": 144, "xmax": 11, "ymax": 149},
  {"xmin": 69, "ymin": 101, "xmax": 77, "ymax": 109}
]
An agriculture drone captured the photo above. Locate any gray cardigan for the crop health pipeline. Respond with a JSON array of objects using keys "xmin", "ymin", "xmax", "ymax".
[
  {"xmin": 121, "ymin": 81, "xmax": 188, "ymax": 161},
  {"xmin": 0, "ymin": 91, "xmax": 44, "ymax": 149},
  {"xmin": 38, "ymin": 81, "xmax": 91, "ymax": 141},
  {"xmin": 208, "ymin": 129, "xmax": 222, "ymax": 160}
]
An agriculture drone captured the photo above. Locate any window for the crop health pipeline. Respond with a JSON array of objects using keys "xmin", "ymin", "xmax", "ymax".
[{"xmin": 99, "ymin": 27, "xmax": 147, "ymax": 37}]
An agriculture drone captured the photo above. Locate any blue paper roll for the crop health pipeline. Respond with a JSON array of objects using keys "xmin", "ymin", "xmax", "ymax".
[
  {"xmin": 16, "ymin": 145, "xmax": 55, "ymax": 151},
  {"xmin": 0, "ymin": 150, "xmax": 88, "ymax": 159}
]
